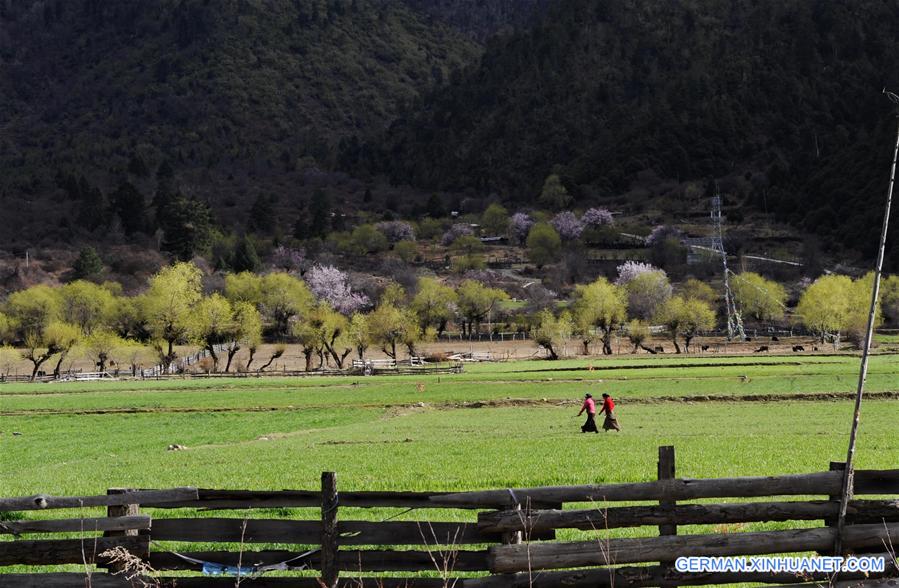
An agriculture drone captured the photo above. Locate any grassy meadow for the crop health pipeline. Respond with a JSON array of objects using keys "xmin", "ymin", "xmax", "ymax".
[{"xmin": 1, "ymin": 353, "xmax": 898, "ymax": 575}]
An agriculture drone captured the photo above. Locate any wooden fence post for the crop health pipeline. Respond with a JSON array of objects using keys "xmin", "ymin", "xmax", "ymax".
[
  {"xmin": 105, "ymin": 488, "xmax": 140, "ymax": 537},
  {"xmin": 657, "ymin": 446, "xmax": 677, "ymax": 587},
  {"xmin": 321, "ymin": 472, "xmax": 339, "ymax": 588},
  {"xmin": 105, "ymin": 488, "xmax": 140, "ymax": 573},
  {"xmin": 826, "ymin": 461, "xmax": 846, "ymax": 554},
  {"xmin": 658, "ymin": 446, "xmax": 676, "ymax": 536}
]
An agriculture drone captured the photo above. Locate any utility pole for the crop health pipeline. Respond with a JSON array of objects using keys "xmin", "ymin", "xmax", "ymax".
[
  {"xmin": 712, "ymin": 194, "xmax": 744, "ymax": 341},
  {"xmin": 834, "ymin": 90, "xmax": 899, "ymax": 556}
]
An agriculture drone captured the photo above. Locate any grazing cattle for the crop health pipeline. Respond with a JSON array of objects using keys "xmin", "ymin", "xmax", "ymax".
[
  {"xmin": 813, "ymin": 346, "xmax": 819, "ymax": 351},
  {"xmin": 701, "ymin": 345, "xmax": 710, "ymax": 352},
  {"xmin": 754, "ymin": 345, "xmax": 769, "ymax": 353},
  {"xmin": 792, "ymin": 345, "xmax": 805, "ymax": 352},
  {"xmin": 654, "ymin": 345, "xmax": 665, "ymax": 353},
  {"xmin": 771, "ymin": 336, "xmax": 780, "ymax": 342},
  {"xmin": 745, "ymin": 337, "xmax": 753, "ymax": 342}
]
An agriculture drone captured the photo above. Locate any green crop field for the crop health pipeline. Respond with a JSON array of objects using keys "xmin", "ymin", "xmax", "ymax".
[
  {"xmin": 1, "ymin": 353, "xmax": 898, "ymax": 576},
  {"xmin": 3, "ymin": 353, "xmax": 898, "ymax": 495}
]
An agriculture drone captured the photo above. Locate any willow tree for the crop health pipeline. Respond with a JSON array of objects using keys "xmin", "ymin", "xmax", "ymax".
[
  {"xmin": 142, "ymin": 262, "xmax": 203, "ymax": 370},
  {"xmin": 571, "ymin": 278, "xmax": 628, "ymax": 355}
]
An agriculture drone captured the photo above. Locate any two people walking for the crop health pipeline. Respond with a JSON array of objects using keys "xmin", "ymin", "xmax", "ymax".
[{"xmin": 577, "ymin": 393, "xmax": 621, "ymax": 433}]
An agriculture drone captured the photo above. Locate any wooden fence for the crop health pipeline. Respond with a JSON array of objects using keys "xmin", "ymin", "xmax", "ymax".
[{"xmin": 2, "ymin": 448, "xmax": 898, "ymax": 587}]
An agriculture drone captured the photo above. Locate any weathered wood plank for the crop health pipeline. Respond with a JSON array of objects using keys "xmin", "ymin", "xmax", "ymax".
[
  {"xmin": 855, "ymin": 469, "xmax": 899, "ymax": 494},
  {"xmin": 149, "ymin": 548, "xmax": 491, "ymax": 571},
  {"xmin": 320, "ymin": 471, "xmax": 339, "ymax": 588},
  {"xmin": 478, "ymin": 499, "xmax": 899, "ymax": 533},
  {"xmin": 435, "ymin": 471, "xmax": 848, "ymax": 507},
  {"xmin": 0, "ymin": 536, "xmax": 149, "ymax": 566},
  {"xmin": 143, "ymin": 488, "xmax": 494, "ymax": 509},
  {"xmin": 0, "ymin": 488, "xmax": 197, "ymax": 512},
  {"xmin": 149, "ymin": 517, "xmax": 320, "ymax": 543},
  {"xmin": 488, "ymin": 522, "xmax": 899, "ymax": 572},
  {"xmin": 149, "ymin": 518, "xmax": 513, "ymax": 545},
  {"xmin": 0, "ymin": 515, "xmax": 151, "ymax": 535}
]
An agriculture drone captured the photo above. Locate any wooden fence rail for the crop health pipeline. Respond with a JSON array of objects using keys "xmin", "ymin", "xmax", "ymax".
[{"xmin": 2, "ymin": 448, "xmax": 898, "ymax": 587}]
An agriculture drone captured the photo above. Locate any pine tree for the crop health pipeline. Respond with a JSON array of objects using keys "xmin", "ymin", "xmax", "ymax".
[{"xmin": 72, "ymin": 246, "xmax": 104, "ymax": 280}]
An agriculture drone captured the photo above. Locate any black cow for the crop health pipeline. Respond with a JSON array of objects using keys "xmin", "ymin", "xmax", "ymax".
[
  {"xmin": 754, "ymin": 345, "xmax": 769, "ymax": 353},
  {"xmin": 792, "ymin": 345, "xmax": 805, "ymax": 352}
]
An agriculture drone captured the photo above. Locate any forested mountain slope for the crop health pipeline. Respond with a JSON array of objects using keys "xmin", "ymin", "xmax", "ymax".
[
  {"xmin": 0, "ymin": 0, "xmax": 477, "ymax": 244},
  {"xmin": 375, "ymin": 0, "xmax": 899, "ymax": 261}
]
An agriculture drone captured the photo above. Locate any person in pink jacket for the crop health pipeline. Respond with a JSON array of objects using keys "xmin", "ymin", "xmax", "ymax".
[{"xmin": 577, "ymin": 393, "xmax": 598, "ymax": 433}]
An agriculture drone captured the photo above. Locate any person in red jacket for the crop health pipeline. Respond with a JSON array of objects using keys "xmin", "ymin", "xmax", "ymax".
[
  {"xmin": 599, "ymin": 393, "xmax": 621, "ymax": 432},
  {"xmin": 577, "ymin": 393, "xmax": 598, "ymax": 433}
]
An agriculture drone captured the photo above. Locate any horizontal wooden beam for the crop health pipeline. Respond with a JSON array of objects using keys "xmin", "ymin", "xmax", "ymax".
[
  {"xmin": 150, "ymin": 518, "xmax": 539, "ymax": 545},
  {"xmin": 478, "ymin": 499, "xmax": 899, "ymax": 533},
  {"xmin": 143, "ymin": 488, "xmax": 498, "ymax": 509},
  {"xmin": 149, "ymin": 548, "xmax": 491, "ymax": 572},
  {"xmin": 0, "ymin": 515, "xmax": 151, "ymax": 536},
  {"xmin": 0, "ymin": 536, "xmax": 149, "ymax": 566},
  {"xmin": 433, "ymin": 469, "xmax": 899, "ymax": 507},
  {"xmin": 488, "ymin": 522, "xmax": 899, "ymax": 572},
  {"xmin": 0, "ymin": 488, "xmax": 197, "ymax": 512}
]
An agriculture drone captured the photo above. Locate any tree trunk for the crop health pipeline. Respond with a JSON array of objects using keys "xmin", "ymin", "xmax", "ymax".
[
  {"xmin": 640, "ymin": 344, "xmax": 657, "ymax": 354},
  {"xmin": 356, "ymin": 345, "xmax": 365, "ymax": 360},
  {"xmin": 582, "ymin": 340, "xmax": 590, "ymax": 355},
  {"xmin": 246, "ymin": 347, "xmax": 256, "ymax": 371},
  {"xmin": 602, "ymin": 330, "xmax": 613, "ymax": 355},
  {"xmin": 225, "ymin": 344, "xmax": 240, "ymax": 372},
  {"xmin": 437, "ymin": 319, "xmax": 447, "ymax": 337},
  {"xmin": 303, "ymin": 348, "xmax": 314, "ymax": 371},
  {"xmin": 672, "ymin": 336, "xmax": 682, "ymax": 354},
  {"xmin": 53, "ymin": 351, "xmax": 67, "ymax": 378},
  {"xmin": 684, "ymin": 334, "xmax": 694, "ymax": 353},
  {"xmin": 206, "ymin": 345, "xmax": 219, "ymax": 372},
  {"xmin": 546, "ymin": 344, "xmax": 558, "ymax": 360},
  {"xmin": 98, "ymin": 352, "xmax": 108, "ymax": 373}
]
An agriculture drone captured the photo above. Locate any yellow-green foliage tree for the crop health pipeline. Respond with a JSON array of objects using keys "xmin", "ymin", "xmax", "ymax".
[
  {"xmin": 347, "ymin": 313, "xmax": 371, "ymax": 361},
  {"xmin": 189, "ymin": 293, "xmax": 234, "ymax": 372},
  {"xmin": 681, "ymin": 278, "xmax": 718, "ymax": 305},
  {"xmin": 455, "ymin": 280, "xmax": 509, "ymax": 337},
  {"xmin": 625, "ymin": 319, "xmax": 652, "ymax": 354},
  {"xmin": 6, "ymin": 284, "xmax": 61, "ymax": 337},
  {"xmin": 367, "ymin": 301, "xmax": 420, "ymax": 360},
  {"xmin": 657, "ymin": 296, "xmax": 716, "ymax": 353},
  {"xmin": 571, "ymin": 278, "xmax": 628, "ymax": 355},
  {"xmin": 410, "ymin": 277, "xmax": 457, "ymax": 336},
  {"xmin": 228, "ymin": 302, "xmax": 263, "ymax": 372},
  {"xmin": 59, "ymin": 280, "xmax": 116, "ymax": 334},
  {"xmin": 83, "ymin": 328, "xmax": 128, "ymax": 373},
  {"xmin": 533, "ymin": 309, "xmax": 573, "ymax": 360},
  {"xmin": 481, "ymin": 203, "xmax": 509, "ymax": 235},
  {"xmin": 142, "ymin": 261, "xmax": 203, "ymax": 369},
  {"xmin": 450, "ymin": 235, "xmax": 486, "ymax": 272},
  {"xmin": 525, "ymin": 222, "xmax": 561, "ymax": 267},
  {"xmin": 732, "ymin": 272, "xmax": 787, "ymax": 322},
  {"xmin": 882, "ymin": 275, "xmax": 899, "ymax": 325},
  {"xmin": 796, "ymin": 274, "xmax": 855, "ymax": 343}
]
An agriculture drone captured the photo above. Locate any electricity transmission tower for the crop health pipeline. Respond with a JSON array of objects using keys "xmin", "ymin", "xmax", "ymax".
[{"xmin": 711, "ymin": 194, "xmax": 745, "ymax": 341}]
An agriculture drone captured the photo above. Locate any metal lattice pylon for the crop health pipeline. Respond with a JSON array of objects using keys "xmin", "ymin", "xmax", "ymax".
[{"xmin": 711, "ymin": 195, "xmax": 745, "ymax": 341}]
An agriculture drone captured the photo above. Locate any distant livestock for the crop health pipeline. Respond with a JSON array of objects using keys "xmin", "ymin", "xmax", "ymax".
[
  {"xmin": 771, "ymin": 336, "xmax": 780, "ymax": 342},
  {"xmin": 792, "ymin": 345, "xmax": 805, "ymax": 352},
  {"xmin": 654, "ymin": 345, "xmax": 665, "ymax": 353},
  {"xmin": 754, "ymin": 346, "xmax": 769, "ymax": 353},
  {"xmin": 701, "ymin": 345, "xmax": 710, "ymax": 352}
]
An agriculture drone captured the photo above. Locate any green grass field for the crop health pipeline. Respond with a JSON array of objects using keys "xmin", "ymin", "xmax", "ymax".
[
  {"xmin": 3, "ymin": 353, "xmax": 897, "ymax": 495},
  {"xmin": 1, "ymin": 353, "xmax": 898, "ymax": 576}
]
